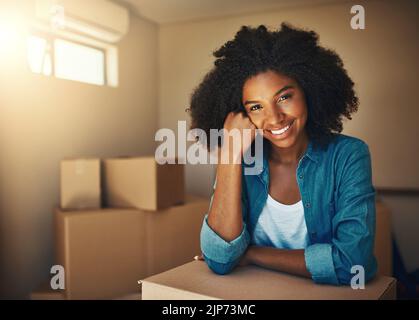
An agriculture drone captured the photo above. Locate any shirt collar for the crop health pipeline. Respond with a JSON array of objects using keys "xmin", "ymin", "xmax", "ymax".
[{"xmin": 305, "ymin": 139, "xmax": 320, "ymax": 164}]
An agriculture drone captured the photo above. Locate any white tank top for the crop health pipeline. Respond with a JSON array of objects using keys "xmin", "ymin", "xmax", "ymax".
[{"xmin": 251, "ymin": 194, "xmax": 309, "ymax": 249}]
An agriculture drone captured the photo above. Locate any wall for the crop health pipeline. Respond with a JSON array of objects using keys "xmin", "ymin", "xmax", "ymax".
[
  {"xmin": 0, "ymin": 3, "xmax": 159, "ymax": 298},
  {"xmin": 158, "ymin": 0, "xmax": 419, "ymax": 270}
]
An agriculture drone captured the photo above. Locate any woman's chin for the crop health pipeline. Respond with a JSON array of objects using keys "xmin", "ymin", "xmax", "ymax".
[
  {"xmin": 264, "ymin": 133, "xmax": 298, "ymax": 149},
  {"xmin": 269, "ymin": 138, "xmax": 297, "ymax": 149}
]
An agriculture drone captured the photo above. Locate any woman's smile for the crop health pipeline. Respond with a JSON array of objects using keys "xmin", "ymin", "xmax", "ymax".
[{"xmin": 264, "ymin": 120, "xmax": 295, "ymax": 140}]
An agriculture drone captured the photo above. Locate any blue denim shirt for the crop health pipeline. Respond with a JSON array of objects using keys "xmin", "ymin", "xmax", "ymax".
[{"xmin": 200, "ymin": 134, "xmax": 377, "ymax": 285}]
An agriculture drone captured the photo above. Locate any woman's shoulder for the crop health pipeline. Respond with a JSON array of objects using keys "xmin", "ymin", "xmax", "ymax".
[
  {"xmin": 314, "ymin": 134, "xmax": 372, "ymax": 174},
  {"xmin": 325, "ymin": 133, "xmax": 370, "ymax": 155}
]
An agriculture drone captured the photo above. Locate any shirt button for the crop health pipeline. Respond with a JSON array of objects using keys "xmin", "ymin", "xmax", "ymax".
[
  {"xmin": 305, "ymin": 202, "xmax": 311, "ymax": 208},
  {"xmin": 299, "ymin": 174, "xmax": 304, "ymax": 179}
]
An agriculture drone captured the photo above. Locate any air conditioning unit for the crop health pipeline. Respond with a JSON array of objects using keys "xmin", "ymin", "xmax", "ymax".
[{"xmin": 34, "ymin": 0, "xmax": 129, "ymax": 43}]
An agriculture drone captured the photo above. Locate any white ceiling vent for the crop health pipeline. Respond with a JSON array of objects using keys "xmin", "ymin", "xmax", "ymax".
[{"xmin": 35, "ymin": 0, "xmax": 129, "ymax": 43}]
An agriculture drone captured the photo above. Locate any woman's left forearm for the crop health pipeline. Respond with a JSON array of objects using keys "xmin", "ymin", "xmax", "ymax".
[{"xmin": 246, "ymin": 246, "xmax": 312, "ymax": 278}]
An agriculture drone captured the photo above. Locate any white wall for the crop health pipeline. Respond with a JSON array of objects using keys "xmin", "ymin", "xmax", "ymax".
[
  {"xmin": 0, "ymin": 7, "xmax": 159, "ymax": 298},
  {"xmin": 158, "ymin": 0, "xmax": 419, "ymax": 270}
]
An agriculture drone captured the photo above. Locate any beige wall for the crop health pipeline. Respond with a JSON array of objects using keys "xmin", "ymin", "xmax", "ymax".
[
  {"xmin": 158, "ymin": 0, "xmax": 418, "ymax": 268},
  {"xmin": 0, "ymin": 8, "xmax": 159, "ymax": 298}
]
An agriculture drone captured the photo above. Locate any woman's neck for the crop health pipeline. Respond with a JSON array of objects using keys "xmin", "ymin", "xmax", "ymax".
[{"xmin": 269, "ymin": 132, "xmax": 309, "ymax": 165}]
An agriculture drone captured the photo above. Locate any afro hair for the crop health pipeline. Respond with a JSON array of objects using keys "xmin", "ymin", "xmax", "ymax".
[{"xmin": 188, "ymin": 23, "xmax": 359, "ymax": 150}]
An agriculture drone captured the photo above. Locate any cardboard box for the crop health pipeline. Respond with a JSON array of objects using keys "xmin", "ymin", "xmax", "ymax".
[
  {"xmin": 60, "ymin": 158, "xmax": 101, "ymax": 209},
  {"xmin": 55, "ymin": 195, "xmax": 209, "ymax": 299},
  {"xmin": 113, "ymin": 293, "xmax": 141, "ymax": 300},
  {"xmin": 103, "ymin": 157, "xmax": 184, "ymax": 210},
  {"xmin": 30, "ymin": 281, "xmax": 66, "ymax": 300},
  {"xmin": 141, "ymin": 261, "xmax": 397, "ymax": 300},
  {"xmin": 146, "ymin": 195, "xmax": 209, "ymax": 276},
  {"xmin": 374, "ymin": 201, "xmax": 393, "ymax": 276},
  {"xmin": 55, "ymin": 207, "xmax": 148, "ymax": 300}
]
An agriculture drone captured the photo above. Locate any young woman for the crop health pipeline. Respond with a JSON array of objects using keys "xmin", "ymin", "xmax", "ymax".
[{"xmin": 189, "ymin": 23, "xmax": 377, "ymax": 285}]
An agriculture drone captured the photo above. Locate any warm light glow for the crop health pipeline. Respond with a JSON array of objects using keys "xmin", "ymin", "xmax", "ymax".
[
  {"xmin": 54, "ymin": 38, "xmax": 105, "ymax": 85},
  {"xmin": 0, "ymin": 17, "xmax": 20, "ymax": 53},
  {"xmin": 27, "ymin": 35, "xmax": 51, "ymax": 75},
  {"xmin": 0, "ymin": 11, "xmax": 28, "ymax": 82}
]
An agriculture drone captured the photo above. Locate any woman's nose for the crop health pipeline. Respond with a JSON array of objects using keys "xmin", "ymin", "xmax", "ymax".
[{"xmin": 265, "ymin": 104, "xmax": 285, "ymax": 125}]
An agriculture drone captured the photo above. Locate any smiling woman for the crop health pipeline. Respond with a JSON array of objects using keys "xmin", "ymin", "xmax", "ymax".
[{"xmin": 189, "ymin": 23, "xmax": 377, "ymax": 286}]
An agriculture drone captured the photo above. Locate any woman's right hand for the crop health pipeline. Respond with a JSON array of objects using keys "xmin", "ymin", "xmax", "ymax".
[{"xmin": 221, "ymin": 112, "xmax": 257, "ymax": 161}]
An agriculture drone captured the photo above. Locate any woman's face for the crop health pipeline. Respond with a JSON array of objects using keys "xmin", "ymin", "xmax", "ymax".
[{"xmin": 242, "ymin": 70, "xmax": 308, "ymax": 149}]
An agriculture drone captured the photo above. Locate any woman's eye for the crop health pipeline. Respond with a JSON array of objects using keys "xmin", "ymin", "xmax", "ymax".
[
  {"xmin": 277, "ymin": 93, "xmax": 292, "ymax": 103},
  {"xmin": 250, "ymin": 104, "xmax": 262, "ymax": 111}
]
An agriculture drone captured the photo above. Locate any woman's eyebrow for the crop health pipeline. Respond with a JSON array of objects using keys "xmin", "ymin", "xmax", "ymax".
[
  {"xmin": 243, "ymin": 85, "xmax": 294, "ymax": 106},
  {"xmin": 273, "ymin": 85, "xmax": 294, "ymax": 97}
]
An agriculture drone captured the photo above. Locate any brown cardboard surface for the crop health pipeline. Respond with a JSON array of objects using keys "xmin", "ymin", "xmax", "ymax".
[
  {"xmin": 113, "ymin": 292, "xmax": 142, "ymax": 300},
  {"xmin": 30, "ymin": 281, "xmax": 66, "ymax": 300},
  {"xmin": 379, "ymin": 279, "xmax": 397, "ymax": 300},
  {"xmin": 141, "ymin": 261, "xmax": 397, "ymax": 300},
  {"xmin": 374, "ymin": 201, "xmax": 393, "ymax": 276},
  {"xmin": 146, "ymin": 195, "xmax": 209, "ymax": 276},
  {"xmin": 55, "ymin": 207, "xmax": 148, "ymax": 300},
  {"xmin": 60, "ymin": 158, "xmax": 101, "ymax": 209},
  {"xmin": 55, "ymin": 195, "xmax": 209, "ymax": 299},
  {"xmin": 103, "ymin": 157, "xmax": 185, "ymax": 211}
]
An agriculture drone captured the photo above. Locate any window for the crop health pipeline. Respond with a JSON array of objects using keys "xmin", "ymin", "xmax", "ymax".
[
  {"xmin": 54, "ymin": 38, "xmax": 105, "ymax": 85},
  {"xmin": 27, "ymin": 35, "xmax": 52, "ymax": 76},
  {"xmin": 26, "ymin": 33, "xmax": 115, "ymax": 86}
]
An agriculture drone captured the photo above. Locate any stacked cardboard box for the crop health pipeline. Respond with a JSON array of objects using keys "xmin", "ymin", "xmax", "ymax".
[
  {"xmin": 103, "ymin": 157, "xmax": 185, "ymax": 210},
  {"xmin": 54, "ymin": 195, "xmax": 208, "ymax": 299},
  {"xmin": 30, "ymin": 281, "xmax": 66, "ymax": 300},
  {"xmin": 46, "ymin": 156, "xmax": 208, "ymax": 299},
  {"xmin": 374, "ymin": 200, "xmax": 393, "ymax": 277},
  {"xmin": 60, "ymin": 156, "xmax": 185, "ymax": 211},
  {"xmin": 60, "ymin": 158, "xmax": 101, "ymax": 210}
]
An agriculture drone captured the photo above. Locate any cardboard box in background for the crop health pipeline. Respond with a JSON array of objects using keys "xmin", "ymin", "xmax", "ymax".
[
  {"xmin": 30, "ymin": 281, "xmax": 66, "ymax": 300},
  {"xmin": 146, "ymin": 195, "xmax": 209, "ymax": 276},
  {"xmin": 55, "ymin": 207, "xmax": 148, "ymax": 300},
  {"xmin": 103, "ymin": 157, "xmax": 184, "ymax": 210},
  {"xmin": 141, "ymin": 261, "xmax": 397, "ymax": 300},
  {"xmin": 55, "ymin": 195, "xmax": 209, "ymax": 299},
  {"xmin": 375, "ymin": 200, "xmax": 393, "ymax": 277},
  {"xmin": 60, "ymin": 159, "xmax": 101, "ymax": 209}
]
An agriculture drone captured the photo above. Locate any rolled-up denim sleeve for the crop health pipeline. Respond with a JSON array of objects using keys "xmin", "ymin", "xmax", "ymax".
[
  {"xmin": 305, "ymin": 243, "xmax": 339, "ymax": 284},
  {"xmin": 304, "ymin": 141, "xmax": 377, "ymax": 285},
  {"xmin": 200, "ymin": 177, "xmax": 250, "ymax": 274}
]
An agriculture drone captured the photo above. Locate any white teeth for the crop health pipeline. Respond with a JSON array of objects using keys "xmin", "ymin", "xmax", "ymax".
[{"xmin": 270, "ymin": 123, "xmax": 291, "ymax": 135}]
